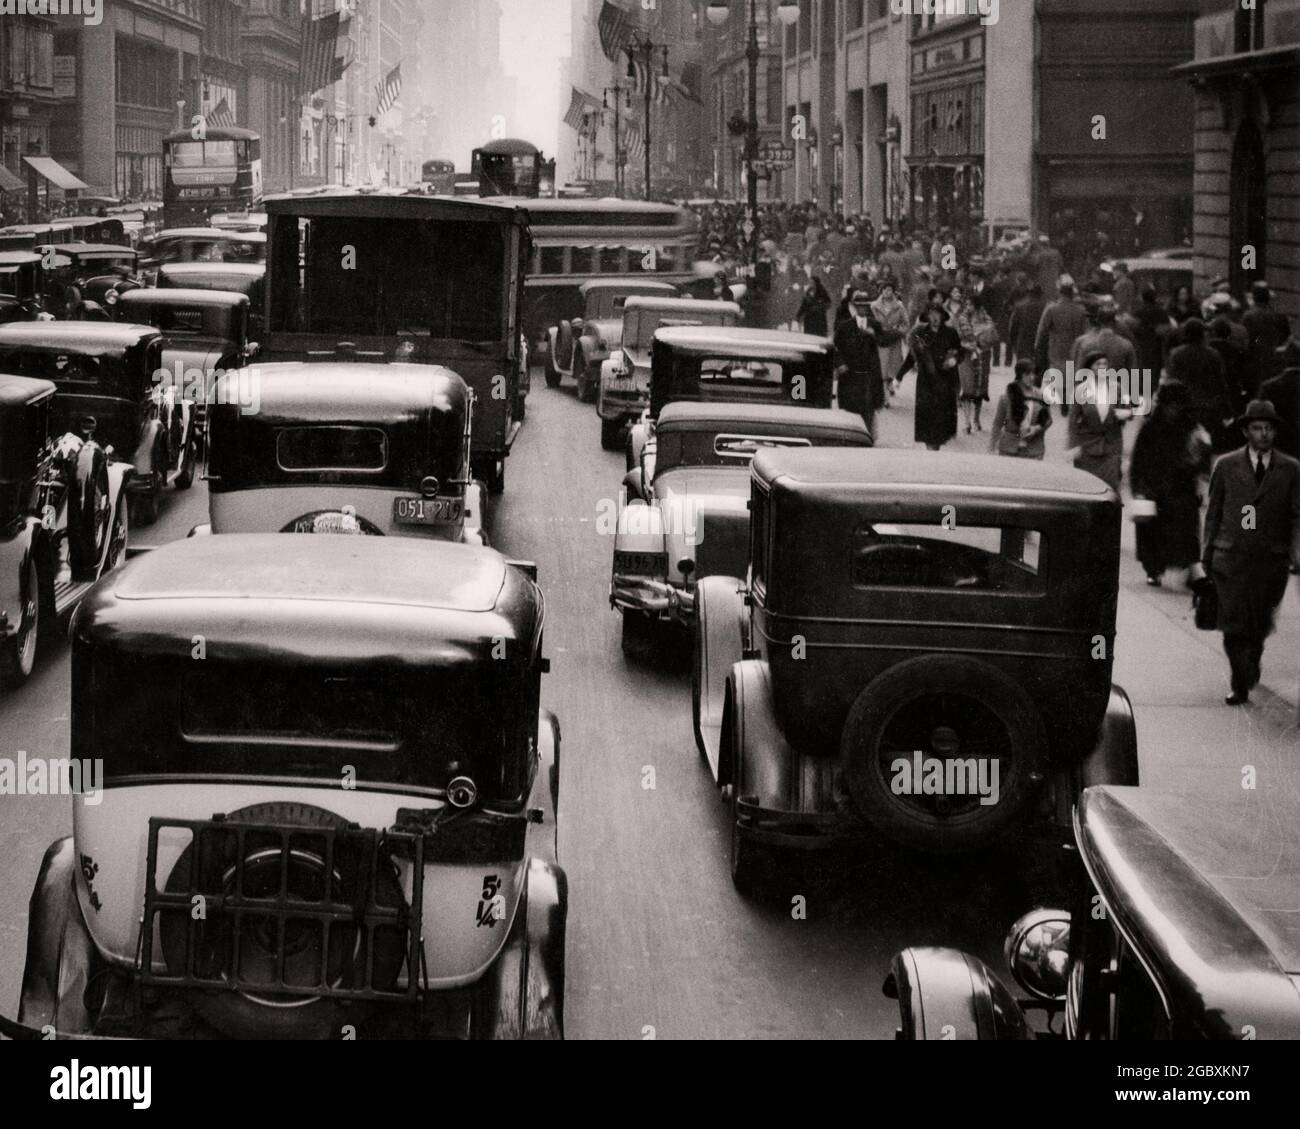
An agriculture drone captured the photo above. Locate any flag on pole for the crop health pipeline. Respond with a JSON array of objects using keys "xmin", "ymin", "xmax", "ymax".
[
  {"xmin": 328, "ymin": 18, "xmax": 354, "ymax": 85},
  {"xmin": 299, "ymin": 12, "xmax": 344, "ymax": 96},
  {"xmin": 598, "ymin": 1, "xmax": 638, "ymax": 63},
  {"xmin": 375, "ymin": 63, "xmax": 403, "ymax": 116},
  {"xmin": 627, "ymin": 55, "xmax": 671, "ymax": 105},
  {"xmin": 622, "ymin": 122, "xmax": 645, "ymax": 163},
  {"xmin": 564, "ymin": 86, "xmax": 601, "ymax": 131},
  {"xmin": 207, "ymin": 97, "xmax": 235, "ymax": 128}
]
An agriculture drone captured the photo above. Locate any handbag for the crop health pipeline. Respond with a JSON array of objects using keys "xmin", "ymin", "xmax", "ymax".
[{"xmin": 1192, "ymin": 575, "xmax": 1218, "ymax": 631}]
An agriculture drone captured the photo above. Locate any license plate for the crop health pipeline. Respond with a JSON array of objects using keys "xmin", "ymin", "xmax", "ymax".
[
  {"xmin": 614, "ymin": 551, "xmax": 665, "ymax": 575},
  {"xmin": 394, "ymin": 496, "xmax": 463, "ymax": 525}
]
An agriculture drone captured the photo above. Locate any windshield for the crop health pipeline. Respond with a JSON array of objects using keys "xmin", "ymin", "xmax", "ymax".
[
  {"xmin": 169, "ymin": 140, "xmax": 238, "ymax": 167},
  {"xmin": 270, "ymin": 215, "xmax": 506, "ymax": 341}
]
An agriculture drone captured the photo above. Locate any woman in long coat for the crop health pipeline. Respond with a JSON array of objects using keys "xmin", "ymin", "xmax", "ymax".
[
  {"xmin": 898, "ymin": 304, "xmax": 962, "ymax": 450},
  {"xmin": 870, "ymin": 279, "xmax": 910, "ymax": 398},
  {"xmin": 1129, "ymin": 379, "xmax": 1210, "ymax": 586},
  {"xmin": 1066, "ymin": 347, "xmax": 1135, "ymax": 491},
  {"xmin": 797, "ymin": 275, "xmax": 833, "ymax": 337}
]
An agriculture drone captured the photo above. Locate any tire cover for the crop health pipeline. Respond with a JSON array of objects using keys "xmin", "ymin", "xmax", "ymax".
[
  {"xmin": 839, "ymin": 654, "xmax": 1045, "ymax": 853},
  {"xmin": 557, "ymin": 320, "xmax": 573, "ymax": 367},
  {"xmin": 67, "ymin": 441, "xmax": 108, "ymax": 578}
]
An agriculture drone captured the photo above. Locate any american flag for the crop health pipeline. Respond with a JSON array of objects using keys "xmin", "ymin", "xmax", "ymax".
[
  {"xmin": 564, "ymin": 87, "xmax": 600, "ymax": 132},
  {"xmin": 627, "ymin": 55, "xmax": 672, "ymax": 106},
  {"xmin": 622, "ymin": 122, "xmax": 645, "ymax": 163},
  {"xmin": 598, "ymin": 1, "xmax": 638, "ymax": 63},
  {"xmin": 375, "ymin": 64, "xmax": 402, "ymax": 117},
  {"xmin": 299, "ymin": 12, "xmax": 345, "ymax": 96},
  {"xmin": 207, "ymin": 97, "xmax": 235, "ymax": 128}
]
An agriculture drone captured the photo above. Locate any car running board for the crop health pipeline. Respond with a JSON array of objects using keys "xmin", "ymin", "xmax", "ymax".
[{"xmin": 52, "ymin": 577, "xmax": 95, "ymax": 618}]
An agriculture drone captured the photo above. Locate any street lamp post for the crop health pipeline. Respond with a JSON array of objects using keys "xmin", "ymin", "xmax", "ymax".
[
  {"xmin": 625, "ymin": 35, "xmax": 669, "ymax": 202},
  {"xmin": 603, "ymin": 84, "xmax": 632, "ymax": 197},
  {"xmin": 707, "ymin": 2, "xmax": 800, "ymax": 280}
]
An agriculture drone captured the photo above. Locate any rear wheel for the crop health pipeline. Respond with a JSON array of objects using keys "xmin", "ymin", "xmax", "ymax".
[
  {"xmin": 0, "ymin": 555, "xmax": 40, "ymax": 688},
  {"xmin": 600, "ymin": 418, "xmax": 622, "ymax": 451},
  {"xmin": 544, "ymin": 353, "xmax": 561, "ymax": 389},
  {"xmin": 729, "ymin": 789, "xmax": 781, "ymax": 899}
]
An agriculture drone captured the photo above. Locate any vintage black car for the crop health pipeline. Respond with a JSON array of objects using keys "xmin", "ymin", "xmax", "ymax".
[
  {"xmin": 39, "ymin": 243, "xmax": 141, "ymax": 316},
  {"xmin": 2, "ymin": 534, "xmax": 565, "ymax": 1039},
  {"xmin": 886, "ymin": 785, "xmax": 1300, "ymax": 1039},
  {"xmin": 692, "ymin": 449, "xmax": 1137, "ymax": 895},
  {"xmin": 626, "ymin": 326, "xmax": 836, "ymax": 471},
  {"xmin": 0, "ymin": 322, "xmax": 194, "ymax": 523},
  {"xmin": 613, "ymin": 402, "xmax": 871, "ymax": 654},
  {"xmin": 157, "ymin": 261, "xmax": 266, "ymax": 338},
  {"xmin": 202, "ymin": 363, "xmax": 485, "ymax": 545},
  {"xmin": 0, "ymin": 373, "xmax": 131, "ymax": 686},
  {"xmin": 139, "ymin": 227, "xmax": 266, "ymax": 278},
  {"xmin": 0, "ymin": 252, "xmax": 45, "ymax": 323}
]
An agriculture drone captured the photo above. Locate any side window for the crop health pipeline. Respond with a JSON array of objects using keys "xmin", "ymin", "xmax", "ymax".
[
  {"xmin": 850, "ymin": 522, "xmax": 1045, "ymax": 593},
  {"xmin": 539, "ymin": 246, "xmax": 566, "ymax": 275},
  {"xmin": 750, "ymin": 486, "xmax": 769, "ymax": 591}
]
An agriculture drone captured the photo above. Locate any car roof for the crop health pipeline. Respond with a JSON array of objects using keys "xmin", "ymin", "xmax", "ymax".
[
  {"xmin": 580, "ymin": 279, "xmax": 679, "ymax": 295},
  {"xmin": 623, "ymin": 296, "xmax": 739, "ymax": 315},
  {"xmin": 73, "ymin": 535, "xmax": 540, "ymax": 664},
  {"xmin": 657, "ymin": 402, "xmax": 871, "ymax": 439},
  {"xmin": 654, "ymin": 325, "xmax": 834, "ymax": 359},
  {"xmin": 117, "ymin": 287, "xmax": 250, "ymax": 308},
  {"xmin": 41, "ymin": 242, "xmax": 136, "ymax": 256},
  {"xmin": 0, "ymin": 372, "xmax": 56, "ymax": 407},
  {"xmin": 212, "ymin": 362, "xmax": 467, "ymax": 422},
  {"xmin": 1114, "ymin": 258, "xmax": 1193, "ymax": 273},
  {"xmin": 149, "ymin": 227, "xmax": 266, "ymax": 242},
  {"xmin": 0, "ymin": 252, "xmax": 40, "ymax": 266},
  {"xmin": 752, "ymin": 448, "xmax": 1115, "ymax": 501},
  {"xmin": 1078, "ymin": 787, "xmax": 1300, "ymax": 1036},
  {"xmin": 158, "ymin": 262, "xmax": 264, "ymax": 276},
  {"xmin": 0, "ymin": 321, "xmax": 161, "ymax": 349},
  {"xmin": 264, "ymin": 188, "xmax": 526, "ymax": 225}
]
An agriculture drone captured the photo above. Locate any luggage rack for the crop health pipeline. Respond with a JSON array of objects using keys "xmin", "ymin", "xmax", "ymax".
[{"xmin": 138, "ymin": 816, "xmax": 425, "ymax": 1004}]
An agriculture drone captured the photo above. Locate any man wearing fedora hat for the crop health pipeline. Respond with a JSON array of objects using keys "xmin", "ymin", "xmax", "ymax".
[
  {"xmin": 833, "ymin": 289, "xmax": 886, "ymax": 438},
  {"xmin": 1202, "ymin": 399, "xmax": 1300, "ymax": 705}
]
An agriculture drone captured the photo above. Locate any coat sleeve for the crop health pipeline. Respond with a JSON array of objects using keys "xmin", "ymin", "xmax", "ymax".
[
  {"xmin": 1203, "ymin": 459, "xmax": 1225, "ymax": 564},
  {"xmin": 989, "ymin": 395, "xmax": 1008, "ymax": 453}
]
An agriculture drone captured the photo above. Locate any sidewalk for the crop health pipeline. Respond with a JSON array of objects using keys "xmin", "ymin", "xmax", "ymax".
[{"xmin": 873, "ymin": 363, "xmax": 1300, "ymax": 729}]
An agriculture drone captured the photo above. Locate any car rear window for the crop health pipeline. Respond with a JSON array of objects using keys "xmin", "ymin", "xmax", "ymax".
[
  {"xmin": 851, "ymin": 523, "xmax": 1044, "ymax": 593},
  {"xmin": 698, "ymin": 357, "xmax": 785, "ymax": 391},
  {"xmin": 276, "ymin": 426, "xmax": 387, "ymax": 472}
]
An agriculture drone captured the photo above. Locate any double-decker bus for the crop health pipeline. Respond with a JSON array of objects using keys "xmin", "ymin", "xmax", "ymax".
[
  {"xmin": 492, "ymin": 196, "xmax": 700, "ymax": 352},
  {"xmin": 472, "ymin": 138, "xmax": 542, "ymax": 198},
  {"xmin": 421, "ymin": 159, "xmax": 456, "ymax": 195},
  {"xmin": 262, "ymin": 188, "xmax": 530, "ymax": 495},
  {"xmin": 162, "ymin": 127, "xmax": 262, "ymax": 228}
]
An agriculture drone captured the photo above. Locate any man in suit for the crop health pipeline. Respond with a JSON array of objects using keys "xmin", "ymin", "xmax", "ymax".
[
  {"xmin": 1243, "ymin": 282, "xmax": 1292, "ymax": 387},
  {"xmin": 1202, "ymin": 400, "xmax": 1300, "ymax": 705},
  {"xmin": 1036, "ymin": 275, "xmax": 1090, "ymax": 415},
  {"xmin": 833, "ymin": 289, "xmax": 885, "ymax": 440}
]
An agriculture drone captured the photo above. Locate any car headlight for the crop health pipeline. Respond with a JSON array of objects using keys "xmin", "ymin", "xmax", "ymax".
[{"xmin": 104, "ymin": 289, "xmax": 118, "ymax": 304}]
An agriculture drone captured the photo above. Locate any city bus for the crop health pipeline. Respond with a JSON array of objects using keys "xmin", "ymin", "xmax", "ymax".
[
  {"xmin": 162, "ymin": 127, "xmax": 262, "ymax": 228},
  {"xmin": 472, "ymin": 138, "xmax": 542, "ymax": 197},
  {"xmin": 421, "ymin": 159, "xmax": 456, "ymax": 195},
  {"xmin": 491, "ymin": 196, "xmax": 701, "ymax": 354},
  {"xmin": 262, "ymin": 188, "xmax": 530, "ymax": 495}
]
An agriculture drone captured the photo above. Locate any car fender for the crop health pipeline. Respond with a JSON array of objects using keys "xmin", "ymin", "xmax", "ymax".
[
  {"xmin": 105, "ymin": 457, "xmax": 133, "ymax": 509},
  {"xmin": 597, "ymin": 353, "xmax": 619, "ymax": 417},
  {"xmin": 132, "ymin": 416, "xmax": 166, "ymax": 480},
  {"xmin": 627, "ymin": 421, "xmax": 649, "ymax": 473},
  {"xmin": 17, "ymin": 837, "xmax": 97, "ymax": 1035},
  {"xmin": 546, "ymin": 324, "xmax": 559, "ymax": 365},
  {"xmin": 725, "ymin": 657, "xmax": 818, "ymax": 810},
  {"xmin": 1080, "ymin": 683, "xmax": 1138, "ymax": 788},
  {"xmin": 0, "ymin": 519, "xmax": 39, "ymax": 638},
  {"xmin": 693, "ymin": 575, "xmax": 747, "ymax": 779},
  {"xmin": 612, "ymin": 487, "xmax": 664, "ymax": 557},
  {"xmin": 463, "ymin": 480, "xmax": 488, "ymax": 546},
  {"xmin": 884, "ymin": 947, "xmax": 1032, "ymax": 1041},
  {"xmin": 555, "ymin": 321, "xmax": 574, "ymax": 375}
]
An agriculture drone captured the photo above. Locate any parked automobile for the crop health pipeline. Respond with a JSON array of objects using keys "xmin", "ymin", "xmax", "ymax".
[
  {"xmin": 544, "ymin": 279, "xmax": 679, "ymax": 399},
  {"xmin": 613, "ymin": 402, "xmax": 871, "ymax": 654},
  {"xmin": 886, "ymin": 785, "xmax": 1300, "ymax": 1039},
  {"xmin": 691, "ymin": 449, "xmax": 1137, "ymax": 895},
  {"xmin": 596, "ymin": 296, "xmax": 741, "ymax": 451},
  {"xmin": 138, "ymin": 227, "xmax": 266, "ymax": 285},
  {"xmin": 0, "ymin": 252, "xmax": 46, "ymax": 322},
  {"xmin": 201, "ymin": 363, "xmax": 486, "ymax": 546},
  {"xmin": 626, "ymin": 326, "xmax": 836, "ymax": 472},
  {"xmin": 0, "ymin": 322, "xmax": 194, "ymax": 523},
  {"xmin": 2, "ymin": 533, "xmax": 565, "ymax": 1039},
  {"xmin": 113, "ymin": 287, "xmax": 256, "ymax": 458},
  {"xmin": 156, "ymin": 261, "xmax": 266, "ymax": 337},
  {"xmin": 38, "ymin": 243, "xmax": 141, "ymax": 317},
  {"xmin": 1094, "ymin": 257, "xmax": 1193, "ymax": 303},
  {"xmin": 0, "ymin": 373, "xmax": 131, "ymax": 686}
]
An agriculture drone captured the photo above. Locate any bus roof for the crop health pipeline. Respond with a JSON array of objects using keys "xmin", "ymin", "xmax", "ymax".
[
  {"xmin": 263, "ymin": 187, "xmax": 527, "ymax": 225},
  {"xmin": 164, "ymin": 126, "xmax": 259, "ymax": 143},
  {"xmin": 475, "ymin": 138, "xmax": 541, "ymax": 156}
]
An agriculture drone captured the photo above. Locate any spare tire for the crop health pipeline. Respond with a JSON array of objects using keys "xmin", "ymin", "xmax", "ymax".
[
  {"xmin": 67, "ymin": 440, "xmax": 110, "ymax": 581},
  {"xmin": 839, "ymin": 655, "xmax": 1045, "ymax": 854},
  {"xmin": 160, "ymin": 802, "xmax": 407, "ymax": 1039}
]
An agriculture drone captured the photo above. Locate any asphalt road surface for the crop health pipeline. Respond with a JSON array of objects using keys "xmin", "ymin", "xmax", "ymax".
[{"xmin": 2, "ymin": 367, "xmax": 1296, "ymax": 1039}]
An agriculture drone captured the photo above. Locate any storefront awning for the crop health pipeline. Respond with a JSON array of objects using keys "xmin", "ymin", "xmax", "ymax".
[
  {"xmin": 22, "ymin": 156, "xmax": 89, "ymax": 192},
  {"xmin": 0, "ymin": 166, "xmax": 24, "ymax": 192}
]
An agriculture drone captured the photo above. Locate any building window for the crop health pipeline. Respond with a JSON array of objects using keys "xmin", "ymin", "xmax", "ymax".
[
  {"xmin": 869, "ymin": 0, "xmax": 889, "ymax": 20},
  {"xmin": 766, "ymin": 60, "xmax": 782, "ymax": 124},
  {"xmin": 848, "ymin": 0, "xmax": 864, "ymax": 32},
  {"xmin": 117, "ymin": 36, "xmax": 176, "ymax": 110},
  {"xmin": 1234, "ymin": 0, "xmax": 1267, "ymax": 52}
]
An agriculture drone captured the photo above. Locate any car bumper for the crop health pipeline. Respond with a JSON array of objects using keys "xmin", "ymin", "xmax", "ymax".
[
  {"xmin": 610, "ymin": 575, "xmax": 694, "ymax": 622},
  {"xmin": 734, "ymin": 795, "xmax": 843, "ymax": 850},
  {"xmin": 598, "ymin": 388, "xmax": 648, "ymax": 420}
]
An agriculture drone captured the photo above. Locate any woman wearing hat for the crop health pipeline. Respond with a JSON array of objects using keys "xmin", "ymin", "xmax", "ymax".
[
  {"xmin": 897, "ymin": 303, "xmax": 962, "ymax": 450},
  {"xmin": 833, "ymin": 289, "xmax": 886, "ymax": 437},
  {"xmin": 870, "ymin": 279, "xmax": 910, "ymax": 400},
  {"xmin": 1066, "ymin": 348, "xmax": 1135, "ymax": 491},
  {"xmin": 1202, "ymin": 399, "xmax": 1300, "ymax": 704},
  {"xmin": 1129, "ymin": 380, "xmax": 1211, "ymax": 586}
]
